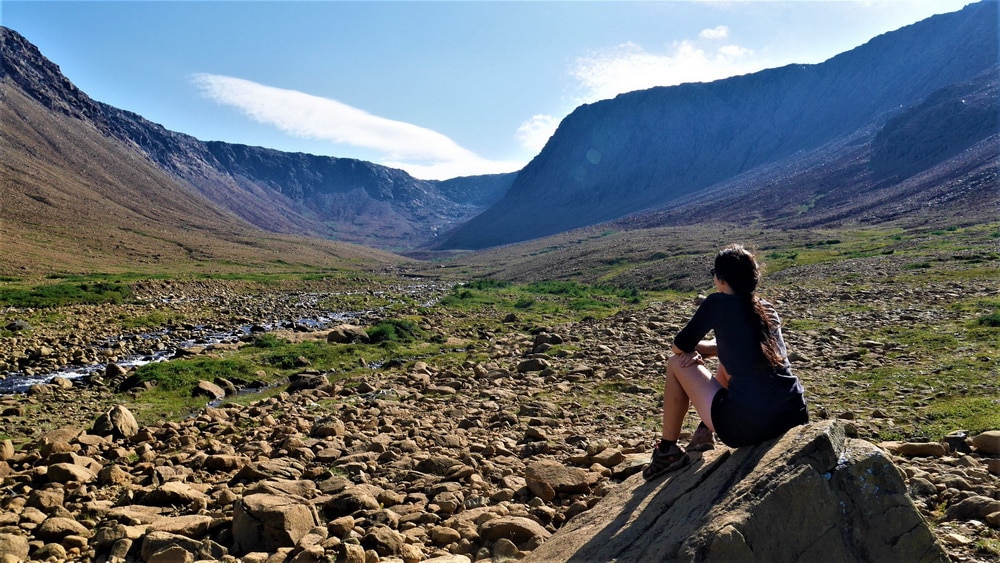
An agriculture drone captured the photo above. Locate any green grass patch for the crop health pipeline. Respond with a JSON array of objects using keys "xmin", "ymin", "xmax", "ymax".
[
  {"xmin": 920, "ymin": 396, "xmax": 1000, "ymax": 439},
  {"xmin": 436, "ymin": 279, "xmax": 643, "ymax": 321},
  {"xmin": 0, "ymin": 282, "xmax": 134, "ymax": 308},
  {"xmin": 133, "ymin": 358, "xmax": 256, "ymax": 392},
  {"xmin": 119, "ymin": 310, "xmax": 189, "ymax": 330},
  {"xmin": 250, "ymin": 333, "xmax": 288, "ymax": 349}
]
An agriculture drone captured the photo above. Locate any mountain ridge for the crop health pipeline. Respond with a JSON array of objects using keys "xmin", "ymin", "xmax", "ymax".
[
  {"xmin": 434, "ymin": 1, "xmax": 998, "ymax": 249},
  {"xmin": 1, "ymin": 1, "xmax": 998, "ymax": 267},
  {"xmin": 0, "ymin": 25, "xmax": 513, "ymax": 252}
]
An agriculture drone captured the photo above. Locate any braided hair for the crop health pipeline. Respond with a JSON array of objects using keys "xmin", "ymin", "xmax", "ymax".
[{"xmin": 713, "ymin": 244, "xmax": 785, "ymax": 367}]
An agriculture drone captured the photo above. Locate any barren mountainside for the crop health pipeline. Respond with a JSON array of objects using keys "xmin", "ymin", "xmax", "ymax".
[
  {"xmin": 434, "ymin": 1, "xmax": 999, "ymax": 249},
  {"xmin": 0, "ymin": 26, "xmax": 513, "ymax": 253}
]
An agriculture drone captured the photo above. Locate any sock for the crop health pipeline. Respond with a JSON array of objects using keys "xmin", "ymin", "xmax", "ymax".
[
  {"xmin": 658, "ymin": 438, "xmax": 677, "ymax": 451},
  {"xmin": 696, "ymin": 421, "xmax": 708, "ymax": 430}
]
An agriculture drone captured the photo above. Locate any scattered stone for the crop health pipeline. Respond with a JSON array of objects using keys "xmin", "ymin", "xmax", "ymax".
[{"xmin": 0, "ymin": 280, "xmax": 995, "ymax": 562}]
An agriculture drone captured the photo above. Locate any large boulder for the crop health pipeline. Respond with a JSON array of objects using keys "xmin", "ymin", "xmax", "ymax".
[
  {"xmin": 527, "ymin": 420, "xmax": 948, "ymax": 562},
  {"xmin": 327, "ymin": 324, "xmax": 370, "ymax": 344},
  {"xmin": 92, "ymin": 405, "xmax": 140, "ymax": 440},
  {"xmin": 232, "ymin": 493, "xmax": 320, "ymax": 554}
]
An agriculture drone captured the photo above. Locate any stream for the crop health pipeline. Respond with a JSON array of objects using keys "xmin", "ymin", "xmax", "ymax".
[{"xmin": 0, "ymin": 282, "xmax": 451, "ymax": 394}]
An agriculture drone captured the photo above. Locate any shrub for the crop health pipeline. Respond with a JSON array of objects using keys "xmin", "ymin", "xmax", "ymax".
[
  {"xmin": 251, "ymin": 333, "xmax": 287, "ymax": 349},
  {"xmin": 0, "ymin": 282, "xmax": 133, "ymax": 308},
  {"xmin": 977, "ymin": 312, "xmax": 1000, "ymax": 328},
  {"xmin": 133, "ymin": 358, "xmax": 253, "ymax": 392},
  {"xmin": 368, "ymin": 319, "xmax": 423, "ymax": 344}
]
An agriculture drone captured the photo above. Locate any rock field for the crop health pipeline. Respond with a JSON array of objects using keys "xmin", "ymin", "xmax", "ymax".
[{"xmin": 0, "ymin": 272, "xmax": 997, "ymax": 562}]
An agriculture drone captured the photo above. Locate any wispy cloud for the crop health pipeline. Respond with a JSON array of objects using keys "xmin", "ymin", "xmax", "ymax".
[
  {"xmin": 699, "ymin": 25, "xmax": 730, "ymax": 40},
  {"xmin": 517, "ymin": 26, "xmax": 761, "ymax": 154},
  {"xmin": 515, "ymin": 114, "xmax": 561, "ymax": 155},
  {"xmin": 569, "ymin": 35, "xmax": 758, "ymax": 103},
  {"xmin": 191, "ymin": 73, "xmax": 521, "ymax": 180}
]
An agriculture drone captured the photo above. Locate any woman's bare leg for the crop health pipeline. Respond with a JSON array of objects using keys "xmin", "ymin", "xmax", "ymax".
[{"xmin": 661, "ymin": 354, "xmax": 723, "ymax": 440}]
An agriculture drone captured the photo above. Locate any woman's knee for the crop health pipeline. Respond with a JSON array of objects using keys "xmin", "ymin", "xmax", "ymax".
[{"xmin": 666, "ymin": 353, "xmax": 688, "ymax": 373}]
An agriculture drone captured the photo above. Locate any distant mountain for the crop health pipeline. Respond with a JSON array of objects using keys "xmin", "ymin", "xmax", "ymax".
[
  {"xmin": 2, "ymin": 2, "xmax": 997, "ymax": 264},
  {"xmin": 0, "ymin": 26, "xmax": 514, "ymax": 252},
  {"xmin": 435, "ymin": 1, "xmax": 999, "ymax": 250}
]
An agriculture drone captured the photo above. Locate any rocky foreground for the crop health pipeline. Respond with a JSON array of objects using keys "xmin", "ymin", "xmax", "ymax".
[{"xmin": 0, "ymin": 273, "xmax": 998, "ymax": 562}]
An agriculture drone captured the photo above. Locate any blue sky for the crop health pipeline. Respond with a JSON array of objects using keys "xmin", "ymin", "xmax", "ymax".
[{"xmin": 2, "ymin": 1, "xmax": 974, "ymax": 180}]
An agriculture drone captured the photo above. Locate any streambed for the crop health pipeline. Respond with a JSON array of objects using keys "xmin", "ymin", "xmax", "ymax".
[{"xmin": 0, "ymin": 281, "xmax": 451, "ymax": 394}]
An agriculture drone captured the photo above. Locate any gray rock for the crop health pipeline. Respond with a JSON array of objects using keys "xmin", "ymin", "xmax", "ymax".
[
  {"xmin": 5, "ymin": 319, "xmax": 32, "ymax": 332},
  {"xmin": 0, "ymin": 439, "xmax": 14, "ymax": 461},
  {"xmin": 361, "ymin": 525, "xmax": 406, "ymax": 557},
  {"xmin": 287, "ymin": 374, "xmax": 331, "ymax": 393},
  {"xmin": 142, "ymin": 481, "xmax": 209, "ymax": 506},
  {"xmin": 231, "ymin": 458, "xmax": 305, "ymax": 484},
  {"xmin": 517, "ymin": 358, "xmax": 551, "ymax": 373},
  {"xmin": 327, "ymin": 324, "xmax": 370, "ymax": 344},
  {"xmin": 46, "ymin": 462, "xmax": 97, "ymax": 484},
  {"xmin": 323, "ymin": 488, "xmax": 380, "ymax": 518},
  {"xmin": 148, "ymin": 514, "xmax": 215, "ymax": 537},
  {"xmin": 526, "ymin": 420, "xmax": 947, "ymax": 562},
  {"xmin": 140, "ymin": 531, "xmax": 202, "ymax": 561},
  {"xmin": 898, "ymin": 442, "xmax": 949, "ymax": 457},
  {"xmin": 944, "ymin": 496, "xmax": 1000, "ymax": 521},
  {"xmin": 147, "ymin": 544, "xmax": 195, "ymax": 563}
]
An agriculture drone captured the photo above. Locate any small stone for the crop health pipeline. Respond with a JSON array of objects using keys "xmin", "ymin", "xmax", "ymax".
[
  {"xmin": 897, "ymin": 442, "xmax": 948, "ymax": 457},
  {"xmin": 943, "ymin": 532, "xmax": 973, "ymax": 546}
]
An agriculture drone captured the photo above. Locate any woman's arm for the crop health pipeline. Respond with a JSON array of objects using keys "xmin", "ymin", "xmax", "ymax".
[
  {"xmin": 671, "ymin": 338, "xmax": 716, "ymax": 368},
  {"xmin": 670, "ymin": 339, "xmax": 716, "ymax": 356}
]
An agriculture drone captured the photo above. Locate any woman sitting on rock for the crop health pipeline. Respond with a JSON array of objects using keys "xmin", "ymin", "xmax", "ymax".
[{"xmin": 643, "ymin": 243, "xmax": 809, "ymax": 480}]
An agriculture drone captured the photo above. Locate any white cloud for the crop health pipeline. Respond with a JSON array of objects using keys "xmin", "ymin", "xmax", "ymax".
[
  {"xmin": 515, "ymin": 114, "xmax": 561, "ymax": 154},
  {"xmin": 509, "ymin": 30, "xmax": 763, "ymax": 158},
  {"xmin": 699, "ymin": 25, "xmax": 729, "ymax": 40},
  {"xmin": 569, "ymin": 38, "xmax": 760, "ymax": 105},
  {"xmin": 191, "ymin": 73, "xmax": 522, "ymax": 180}
]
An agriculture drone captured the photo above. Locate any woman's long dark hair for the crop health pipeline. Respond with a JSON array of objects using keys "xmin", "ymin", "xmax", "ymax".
[{"xmin": 714, "ymin": 244, "xmax": 785, "ymax": 367}]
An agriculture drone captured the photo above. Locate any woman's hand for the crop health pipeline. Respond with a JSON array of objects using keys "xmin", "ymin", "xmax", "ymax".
[{"xmin": 676, "ymin": 350, "xmax": 705, "ymax": 368}]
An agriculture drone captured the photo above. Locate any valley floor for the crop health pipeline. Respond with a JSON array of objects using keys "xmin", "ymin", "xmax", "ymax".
[{"xmin": 0, "ymin": 245, "xmax": 997, "ymax": 560}]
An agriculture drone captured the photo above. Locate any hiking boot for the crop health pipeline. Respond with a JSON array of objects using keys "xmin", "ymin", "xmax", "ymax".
[
  {"xmin": 685, "ymin": 422, "xmax": 716, "ymax": 451},
  {"xmin": 642, "ymin": 441, "xmax": 690, "ymax": 481}
]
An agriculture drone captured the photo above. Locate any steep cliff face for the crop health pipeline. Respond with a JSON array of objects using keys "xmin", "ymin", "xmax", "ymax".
[
  {"xmin": 435, "ymin": 1, "xmax": 999, "ymax": 250},
  {"xmin": 0, "ymin": 26, "xmax": 511, "ymax": 250},
  {"xmin": 870, "ymin": 71, "xmax": 999, "ymax": 181}
]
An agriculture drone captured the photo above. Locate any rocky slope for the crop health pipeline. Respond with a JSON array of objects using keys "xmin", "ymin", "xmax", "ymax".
[{"xmin": 0, "ymin": 258, "xmax": 997, "ymax": 561}]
